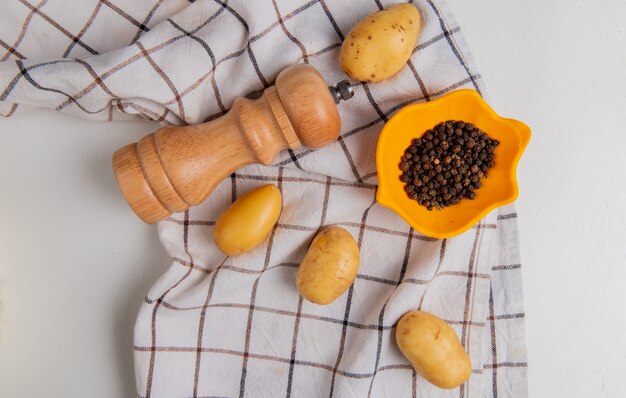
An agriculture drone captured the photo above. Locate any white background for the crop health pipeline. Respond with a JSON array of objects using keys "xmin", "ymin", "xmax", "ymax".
[{"xmin": 1, "ymin": 1, "xmax": 625, "ymax": 397}]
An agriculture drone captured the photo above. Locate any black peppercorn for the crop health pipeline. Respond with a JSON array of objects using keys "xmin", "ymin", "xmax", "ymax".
[{"xmin": 398, "ymin": 120, "xmax": 498, "ymax": 210}]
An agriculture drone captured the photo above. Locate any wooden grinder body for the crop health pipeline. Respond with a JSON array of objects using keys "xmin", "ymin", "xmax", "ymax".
[{"xmin": 112, "ymin": 64, "xmax": 341, "ymax": 223}]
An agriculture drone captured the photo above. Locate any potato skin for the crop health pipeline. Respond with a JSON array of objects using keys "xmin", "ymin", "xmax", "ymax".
[
  {"xmin": 296, "ymin": 226, "xmax": 360, "ymax": 305},
  {"xmin": 396, "ymin": 310, "xmax": 471, "ymax": 389},
  {"xmin": 214, "ymin": 184, "xmax": 282, "ymax": 256},
  {"xmin": 340, "ymin": 3, "xmax": 421, "ymax": 82}
]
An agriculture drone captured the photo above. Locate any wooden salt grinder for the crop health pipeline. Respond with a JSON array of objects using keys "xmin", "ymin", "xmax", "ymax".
[{"xmin": 112, "ymin": 64, "xmax": 354, "ymax": 224}]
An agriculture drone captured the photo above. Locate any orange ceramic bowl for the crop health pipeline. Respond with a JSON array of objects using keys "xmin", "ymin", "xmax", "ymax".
[{"xmin": 376, "ymin": 89, "xmax": 531, "ymax": 239}]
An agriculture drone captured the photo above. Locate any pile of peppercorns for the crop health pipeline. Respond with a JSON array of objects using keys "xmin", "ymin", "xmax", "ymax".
[{"xmin": 399, "ymin": 120, "xmax": 499, "ymax": 210}]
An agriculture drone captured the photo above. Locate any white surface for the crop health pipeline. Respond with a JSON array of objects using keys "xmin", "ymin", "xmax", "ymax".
[{"xmin": 0, "ymin": 1, "xmax": 625, "ymax": 397}]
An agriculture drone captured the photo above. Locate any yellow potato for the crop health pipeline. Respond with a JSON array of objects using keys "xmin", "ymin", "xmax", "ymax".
[
  {"xmin": 296, "ymin": 226, "xmax": 360, "ymax": 305},
  {"xmin": 396, "ymin": 310, "xmax": 471, "ymax": 389},
  {"xmin": 340, "ymin": 3, "xmax": 421, "ymax": 82},
  {"xmin": 214, "ymin": 184, "xmax": 282, "ymax": 256}
]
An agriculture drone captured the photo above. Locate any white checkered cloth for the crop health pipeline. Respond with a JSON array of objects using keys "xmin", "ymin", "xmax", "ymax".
[{"xmin": 0, "ymin": 1, "xmax": 528, "ymax": 397}]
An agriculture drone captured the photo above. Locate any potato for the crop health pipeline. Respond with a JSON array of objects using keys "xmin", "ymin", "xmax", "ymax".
[
  {"xmin": 340, "ymin": 3, "xmax": 421, "ymax": 82},
  {"xmin": 296, "ymin": 226, "xmax": 360, "ymax": 305},
  {"xmin": 214, "ymin": 184, "xmax": 282, "ymax": 256},
  {"xmin": 396, "ymin": 310, "xmax": 471, "ymax": 389}
]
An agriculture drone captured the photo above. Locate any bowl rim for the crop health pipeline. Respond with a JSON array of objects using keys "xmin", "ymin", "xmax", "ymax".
[{"xmin": 375, "ymin": 89, "xmax": 531, "ymax": 239}]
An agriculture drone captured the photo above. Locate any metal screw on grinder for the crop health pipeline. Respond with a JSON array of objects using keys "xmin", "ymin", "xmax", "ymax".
[{"xmin": 329, "ymin": 80, "xmax": 355, "ymax": 104}]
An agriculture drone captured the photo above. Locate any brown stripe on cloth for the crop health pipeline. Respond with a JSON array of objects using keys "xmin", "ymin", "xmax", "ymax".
[
  {"xmin": 136, "ymin": 344, "xmax": 488, "ymax": 381},
  {"xmin": 189, "ymin": 176, "xmax": 238, "ymax": 397},
  {"xmin": 112, "ymin": 100, "xmax": 173, "ymax": 124},
  {"xmin": 171, "ymin": 255, "xmax": 489, "ymax": 297},
  {"xmin": 130, "ymin": 0, "xmax": 165, "ymax": 44},
  {"xmin": 50, "ymin": 0, "xmax": 296, "ymax": 113},
  {"xmin": 192, "ymin": 261, "xmax": 224, "ymax": 397},
  {"xmin": 145, "ymin": 210, "xmax": 196, "ymax": 398},
  {"xmin": 17, "ymin": 0, "xmax": 99, "ymax": 55},
  {"xmin": 407, "ymin": 60, "xmax": 431, "ymax": 102},
  {"xmin": 50, "ymin": 0, "xmax": 228, "ymax": 113},
  {"xmin": 54, "ymin": 34, "xmax": 188, "ymax": 111},
  {"xmin": 66, "ymin": 3, "xmax": 230, "ymax": 112},
  {"xmin": 0, "ymin": 103, "xmax": 18, "ymax": 117},
  {"xmin": 238, "ymin": 167, "xmax": 285, "ymax": 398},
  {"xmin": 62, "ymin": 1, "xmax": 103, "ymax": 57},
  {"xmin": 423, "ymin": 0, "xmax": 481, "ymax": 94},
  {"xmin": 158, "ymin": 46, "xmax": 245, "ymax": 108},
  {"xmin": 366, "ymin": 225, "xmax": 415, "ymax": 396},
  {"xmin": 271, "ymin": 0, "xmax": 309, "ymax": 64},
  {"xmin": 418, "ymin": 239, "xmax": 447, "ymax": 310},
  {"xmin": 328, "ymin": 196, "xmax": 377, "ymax": 396},
  {"xmin": 276, "ymin": 222, "xmax": 436, "ymax": 241},
  {"xmin": 167, "ymin": 18, "xmax": 227, "ymax": 114},
  {"xmin": 414, "ymin": 26, "xmax": 461, "ymax": 53},
  {"xmin": 293, "ymin": 42, "xmax": 341, "ymax": 64},
  {"xmin": 144, "ymin": 297, "xmax": 485, "ymax": 332},
  {"xmin": 488, "ymin": 283, "xmax": 499, "ymax": 397},
  {"xmin": 136, "ymin": 41, "xmax": 186, "ymax": 122},
  {"xmin": 1, "ymin": 59, "xmax": 72, "ymax": 101},
  {"xmin": 361, "ymin": 82, "xmax": 388, "ymax": 122},
  {"xmin": 0, "ymin": 38, "xmax": 26, "ymax": 60},
  {"xmin": 1, "ymin": 0, "xmax": 46, "ymax": 61},
  {"xmin": 99, "ymin": 0, "xmax": 151, "ymax": 33},
  {"xmin": 460, "ymin": 221, "xmax": 486, "ymax": 398},
  {"xmin": 249, "ymin": 0, "xmax": 320, "ymax": 42},
  {"xmin": 225, "ymin": 174, "xmax": 378, "ymax": 190},
  {"xmin": 163, "ymin": 216, "xmax": 439, "ymax": 243},
  {"xmin": 73, "ymin": 59, "xmax": 117, "ymax": 98},
  {"xmin": 336, "ymin": 135, "xmax": 364, "ymax": 183},
  {"xmin": 15, "ymin": 60, "xmax": 107, "ymax": 114},
  {"xmin": 136, "ymin": 345, "xmax": 415, "ymax": 379},
  {"xmin": 286, "ymin": 175, "xmax": 331, "ymax": 397},
  {"xmin": 212, "ymin": 0, "xmax": 269, "ymax": 88},
  {"xmin": 319, "ymin": 0, "xmax": 344, "ymax": 40}
]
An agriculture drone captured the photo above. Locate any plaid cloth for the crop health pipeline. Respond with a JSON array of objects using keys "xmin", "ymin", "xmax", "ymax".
[{"xmin": 0, "ymin": 0, "xmax": 529, "ymax": 397}]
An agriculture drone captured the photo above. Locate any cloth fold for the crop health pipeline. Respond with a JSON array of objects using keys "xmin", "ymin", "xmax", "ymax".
[{"xmin": 0, "ymin": 1, "xmax": 528, "ymax": 397}]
